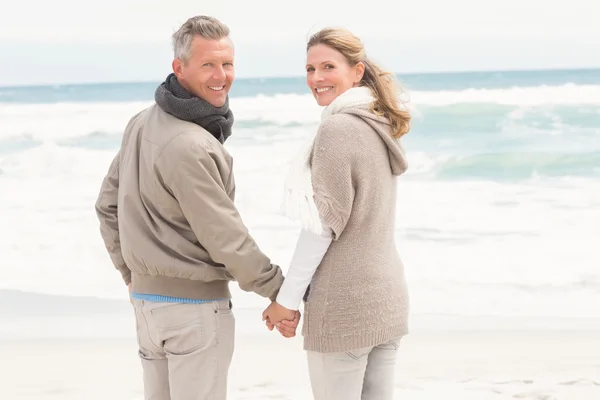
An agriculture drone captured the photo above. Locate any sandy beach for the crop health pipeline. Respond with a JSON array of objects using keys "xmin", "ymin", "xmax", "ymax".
[{"xmin": 1, "ymin": 307, "xmax": 599, "ymax": 400}]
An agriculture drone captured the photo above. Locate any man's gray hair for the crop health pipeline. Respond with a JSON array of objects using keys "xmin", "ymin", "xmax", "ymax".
[{"xmin": 172, "ymin": 16, "xmax": 230, "ymax": 63}]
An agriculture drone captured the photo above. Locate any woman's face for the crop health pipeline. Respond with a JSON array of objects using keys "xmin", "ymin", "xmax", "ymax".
[{"xmin": 305, "ymin": 44, "xmax": 364, "ymax": 106}]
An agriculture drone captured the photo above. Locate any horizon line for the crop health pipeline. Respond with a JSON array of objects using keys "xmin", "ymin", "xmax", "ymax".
[{"xmin": 1, "ymin": 65, "xmax": 599, "ymax": 90}]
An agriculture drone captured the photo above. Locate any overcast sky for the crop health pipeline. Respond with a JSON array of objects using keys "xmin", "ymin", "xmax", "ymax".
[{"xmin": 0, "ymin": 0, "xmax": 598, "ymax": 86}]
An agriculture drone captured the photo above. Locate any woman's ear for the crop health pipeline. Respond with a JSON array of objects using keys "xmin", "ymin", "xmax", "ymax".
[{"xmin": 355, "ymin": 62, "xmax": 365, "ymax": 84}]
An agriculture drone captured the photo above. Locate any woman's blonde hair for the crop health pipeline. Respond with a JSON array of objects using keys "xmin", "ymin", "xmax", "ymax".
[{"xmin": 307, "ymin": 28, "xmax": 411, "ymax": 138}]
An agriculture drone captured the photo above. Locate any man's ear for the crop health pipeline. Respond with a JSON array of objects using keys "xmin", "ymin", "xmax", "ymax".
[{"xmin": 172, "ymin": 58, "xmax": 183, "ymax": 79}]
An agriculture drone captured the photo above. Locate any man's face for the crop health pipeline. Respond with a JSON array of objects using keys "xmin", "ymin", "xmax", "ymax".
[{"xmin": 172, "ymin": 36, "xmax": 235, "ymax": 107}]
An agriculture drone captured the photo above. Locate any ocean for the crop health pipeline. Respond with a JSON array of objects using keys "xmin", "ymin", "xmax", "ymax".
[{"xmin": 1, "ymin": 68, "xmax": 599, "ymax": 323}]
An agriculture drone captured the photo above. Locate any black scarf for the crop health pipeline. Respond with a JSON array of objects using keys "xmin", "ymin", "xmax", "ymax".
[{"xmin": 154, "ymin": 73, "xmax": 234, "ymax": 143}]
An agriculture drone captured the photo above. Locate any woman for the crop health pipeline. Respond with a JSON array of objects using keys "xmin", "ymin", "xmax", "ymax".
[{"xmin": 263, "ymin": 27, "xmax": 411, "ymax": 400}]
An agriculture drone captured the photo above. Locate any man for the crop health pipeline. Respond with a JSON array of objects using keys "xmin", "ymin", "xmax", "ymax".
[{"xmin": 95, "ymin": 16, "xmax": 298, "ymax": 400}]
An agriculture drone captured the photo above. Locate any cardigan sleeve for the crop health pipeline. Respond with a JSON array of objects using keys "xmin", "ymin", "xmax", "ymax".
[{"xmin": 310, "ymin": 115, "xmax": 357, "ymax": 240}]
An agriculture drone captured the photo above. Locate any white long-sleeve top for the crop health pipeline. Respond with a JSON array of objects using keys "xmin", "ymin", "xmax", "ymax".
[{"xmin": 275, "ymin": 227, "xmax": 333, "ymax": 310}]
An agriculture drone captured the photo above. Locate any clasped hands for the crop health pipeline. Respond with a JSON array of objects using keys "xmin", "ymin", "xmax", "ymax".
[{"xmin": 262, "ymin": 301, "xmax": 300, "ymax": 338}]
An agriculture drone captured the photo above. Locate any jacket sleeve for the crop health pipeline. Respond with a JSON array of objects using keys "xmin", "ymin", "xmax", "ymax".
[
  {"xmin": 164, "ymin": 137, "xmax": 284, "ymax": 300},
  {"xmin": 94, "ymin": 152, "xmax": 131, "ymax": 285}
]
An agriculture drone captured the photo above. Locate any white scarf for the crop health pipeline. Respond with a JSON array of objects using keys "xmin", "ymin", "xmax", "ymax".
[{"xmin": 280, "ymin": 86, "xmax": 375, "ymax": 234}]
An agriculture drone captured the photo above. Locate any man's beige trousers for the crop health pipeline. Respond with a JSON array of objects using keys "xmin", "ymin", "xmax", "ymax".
[{"xmin": 133, "ymin": 299, "xmax": 235, "ymax": 400}]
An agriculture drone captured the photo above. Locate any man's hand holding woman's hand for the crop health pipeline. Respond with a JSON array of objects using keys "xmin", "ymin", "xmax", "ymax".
[{"xmin": 262, "ymin": 301, "xmax": 300, "ymax": 338}]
